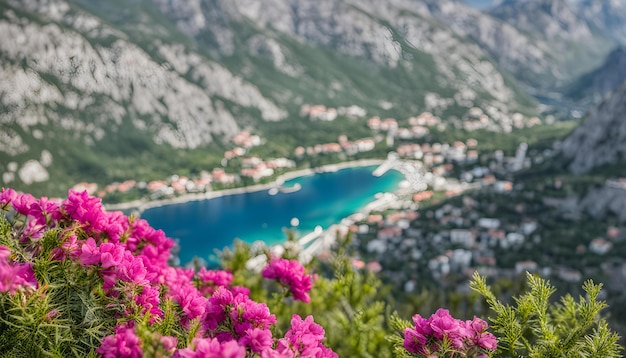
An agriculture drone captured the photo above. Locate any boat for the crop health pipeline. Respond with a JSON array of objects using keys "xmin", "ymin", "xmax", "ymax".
[{"xmin": 268, "ymin": 183, "xmax": 302, "ymax": 195}]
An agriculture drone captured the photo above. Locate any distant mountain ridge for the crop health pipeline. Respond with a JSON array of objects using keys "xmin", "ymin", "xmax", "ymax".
[
  {"xmin": 488, "ymin": 0, "xmax": 616, "ymax": 91},
  {"xmin": 566, "ymin": 46, "xmax": 626, "ymax": 105},
  {"xmin": 569, "ymin": 0, "xmax": 626, "ymax": 45},
  {"xmin": 562, "ymin": 79, "xmax": 626, "ymax": 174},
  {"xmin": 0, "ymin": 0, "xmax": 623, "ymax": 195},
  {"xmin": 491, "ymin": 0, "xmax": 593, "ymax": 42}
]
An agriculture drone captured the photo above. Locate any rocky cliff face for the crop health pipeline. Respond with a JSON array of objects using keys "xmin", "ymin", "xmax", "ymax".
[
  {"xmin": 562, "ymin": 80, "xmax": 626, "ymax": 174},
  {"xmin": 491, "ymin": 0, "xmax": 593, "ymax": 42},
  {"xmin": 1, "ymin": 0, "xmax": 541, "ymax": 191},
  {"xmin": 488, "ymin": 0, "xmax": 616, "ymax": 90},
  {"xmin": 1, "ymin": 0, "xmax": 619, "ymax": 194},
  {"xmin": 152, "ymin": 0, "xmax": 530, "ymax": 108},
  {"xmin": 1, "ymin": 0, "xmax": 285, "ymax": 152},
  {"xmin": 570, "ymin": 0, "xmax": 626, "ymax": 45},
  {"xmin": 421, "ymin": 0, "xmax": 558, "ymax": 93},
  {"xmin": 567, "ymin": 47, "xmax": 626, "ymax": 105}
]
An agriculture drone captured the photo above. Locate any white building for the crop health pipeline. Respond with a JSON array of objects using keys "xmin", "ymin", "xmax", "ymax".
[
  {"xmin": 478, "ymin": 218, "xmax": 501, "ymax": 230},
  {"xmin": 450, "ymin": 229, "xmax": 476, "ymax": 248},
  {"xmin": 505, "ymin": 232, "xmax": 525, "ymax": 247},
  {"xmin": 590, "ymin": 238, "xmax": 613, "ymax": 255}
]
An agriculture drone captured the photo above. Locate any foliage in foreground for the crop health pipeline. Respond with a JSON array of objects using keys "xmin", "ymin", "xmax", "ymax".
[{"xmin": 0, "ymin": 188, "xmax": 622, "ymax": 357}]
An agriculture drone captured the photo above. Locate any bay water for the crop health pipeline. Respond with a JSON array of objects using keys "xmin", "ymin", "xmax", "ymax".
[{"xmin": 142, "ymin": 166, "xmax": 403, "ymax": 265}]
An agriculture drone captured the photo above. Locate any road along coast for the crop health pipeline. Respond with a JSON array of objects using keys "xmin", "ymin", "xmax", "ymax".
[{"xmin": 104, "ymin": 159, "xmax": 385, "ymax": 214}]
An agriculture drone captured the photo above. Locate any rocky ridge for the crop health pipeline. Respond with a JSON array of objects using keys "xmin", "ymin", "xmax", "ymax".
[
  {"xmin": 2, "ymin": 0, "xmax": 622, "ymax": 195},
  {"xmin": 154, "ymin": 0, "xmax": 526, "ymax": 108},
  {"xmin": 562, "ymin": 80, "xmax": 626, "ymax": 174},
  {"xmin": 566, "ymin": 46, "xmax": 626, "ymax": 105},
  {"xmin": 488, "ymin": 0, "xmax": 616, "ymax": 90},
  {"xmin": 1, "ymin": 0, "xmax": 285, "ymax": 152},
  {"xmin": 569, "ymin": 0, "xmax": 626, "ymax": 45}
]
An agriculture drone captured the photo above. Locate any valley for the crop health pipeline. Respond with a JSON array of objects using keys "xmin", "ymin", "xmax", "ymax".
[{"xmin": 2, "ymin": 0, "xmax": 626, "ymax": 347}]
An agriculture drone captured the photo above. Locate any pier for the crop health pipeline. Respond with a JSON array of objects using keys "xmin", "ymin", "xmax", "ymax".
[{"xmin": 373, "ymin": 152, "xmax": 428, "ymax": 192}]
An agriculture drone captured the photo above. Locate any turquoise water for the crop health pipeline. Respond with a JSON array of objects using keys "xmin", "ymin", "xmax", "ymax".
[{"xmin": 141, "ymin": 166, "xmax": 403, "ymax": 265}]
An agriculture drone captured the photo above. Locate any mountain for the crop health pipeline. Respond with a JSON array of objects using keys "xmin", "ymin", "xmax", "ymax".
[
  {"xmin": 491, "ymin": 0, "xmax": 593, "ymax": 42},
  {"xmin": 0, "ymin": 0, "xmax": 292, "ymax": 194},
  {"xmin": 489, "ymin": 0, "xmax": 616, "ymax": 92},
  {"xmin": 150, "ymin": 0, "xmax": 534, "ymax": 114},
  {"xmin": 0, "ymin": 0, "xmax": 540, "ymax": 196},
  {"xmin": 569, "ymin": 0, "xmax": 626, "ymax": 45},
  {"xmin": 566, "ymin": 46, "xmax": 626, "ymax": 105},
  {"xmin": 3, "ymin": 0, "xmax": 622, "ymax": 197},
  {"xmin": 561, "ymin": 79, "xmax": 626, "ymax": 174}
]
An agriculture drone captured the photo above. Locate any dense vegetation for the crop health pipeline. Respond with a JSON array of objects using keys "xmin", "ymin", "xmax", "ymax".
[{"xmin": 0, "ymin": 188, "xmax": 622, "ymax": 357}]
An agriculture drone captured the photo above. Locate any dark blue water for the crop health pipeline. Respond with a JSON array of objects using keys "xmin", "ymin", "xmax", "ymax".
[{"xmin": 142, "ymin": 166, "xmax": 403, "ymax": 265}]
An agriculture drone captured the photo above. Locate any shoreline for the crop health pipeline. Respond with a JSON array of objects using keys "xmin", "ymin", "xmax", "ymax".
[{"xmin": 104, "ymin": 159, "xmax": 385, "ymax": 214}]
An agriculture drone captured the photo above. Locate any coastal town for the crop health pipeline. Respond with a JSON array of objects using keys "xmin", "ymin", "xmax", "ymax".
[
  {"xmin": 64, "ymin": 103, "xmax": 626, "ymax": 308},
  {"xmin": 73, "ymin": 105, "xmax": 539, "ymax": 206}
]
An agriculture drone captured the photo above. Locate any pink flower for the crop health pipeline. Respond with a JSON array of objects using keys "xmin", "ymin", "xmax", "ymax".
[
  {"xmin": 226, "ymin": 293, "xmax": 277, "ymax": 339},
  {"xmin": 63, "ymin": 190, "xmax": 107, "ymax": 234},
  {"xmin": 99, "ymin": 242, "xmax": 125, "ymax": 268},
  {"xmin": 199, "ymin": 268, "xmax": 233, "ymax": 286},
  {"xmin": 0, "ymin": 187, "xmax": 17, "ymax": 207},
  {"xmin": 160, "ymin": 336, "xmax": 178, "ymax": 354},
  {"xmin": 11, "ymin": 192, "xmax": 36, "ymax": 216},
  {"xmin": 239, "ymin": 299, "xmax": 277, "ymax": 329},
  {"xmin": 79, "ymin": 237, "xmax": 100, "ymax": 266},
  {"xmin": 230, "ymin": 286, "xmax": 251, "ymax": 297},
  {"xmin": 239, "ymin": 328, "xmax": 273, "ymax": 353},
  {"xmin": 128, "ymin": 218, "xmax": 172, "ymax": 258},
  {"xmin": 45, "ymin": 310, "xmax": 59, "ymax": 321},
  {"xmin": 477, "ymin": 332, "xmax": 498, "ymax": 351},
  {"xmin": 413, "ymin": 313, "xmax": 434, "ymax": 337},
  {"xmin": 0, "ymin": 258, "xmax": 37, "ymax": 294},
  {"xmin": 20, "ymin": 219, "xmax": 46, "ymax": 242},
  {"xmin": 0, "ymin": 245, "xmax": 10, "ymax": 260},
  {"xmin": 176, "ymin": 285, "xmax": 207, "ymax": 320},
  {"xmin": 465, "ymin": 317, "xmax": 498, "ymax": 351},
  {"xmin": 135, "ymin": 285, "xmax": 163, "ymax": 318},
  {"xmin": 102, "ymin": 211, "xmax": 129, "ymax": 243},
  {"xmin": 119, "ymin": 256, "xmax": 150, "ymax": 286},
  {"xmin": 429, "ymin": 309, "xmax": 462, "ymax": 341},
  {"xmin": 262, "ymin": 258, "xmax": 313, "ymax": 302},
  {"xmin": 13, "ymin": 262, "xmax": 37, "ymax": 290},
  {"xmin": 261, "ymin": 339, "xmax": 295, "ymax": 358},
  {"xmin": 282, "ymin": 315, "xmax": 337, "ymax": 358},
  {"xmin": 101, "ymin": 269, "xmax": 118, "ymax": 291},
  {"xmin": 0, "ymin": 245, "xmax": 37, "ymax": 295},
  {"xmin": 403, "ymin": 328, "xmax": 429, "ymax": 354},
  {"xmin": 97, "ymin": 325, "xmax": 142, "ymax": 358},
  {"xmin": 197, "ymin": 268, "xmax": 233, "ymax": 296},
  {"xmin": 204, "ymin": 287, "xmax": 233, "ymax": 330},
  {"xmin": 403, "ymin": 310, "xmax": 498, "ymax": 356},
  {"xmin": 174, "ymin": 337, "xmax": 246, "ymax": 358},
  {"xmin": 465, "ymin": 316, "xmax": 488, "ymax": 334}
]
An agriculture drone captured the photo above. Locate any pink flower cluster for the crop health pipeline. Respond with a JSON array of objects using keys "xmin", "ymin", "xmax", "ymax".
[
  {"xmin": 97, "ymin": 324, "xmax": 145, "ymax": 358},
  {"xmin": 0, "ymin": 188, "xmax": 336, "ymax": 358},
  {"xmin": 170, "ymin": 313, "xmax": 335, "ymax": 358},
  {"xmin": 270, "ymin": 314, "xmax": 338, "ymax": 358},
  {"xmin": 174, "ymin": 337, "xmax": 246, "ymax": 358},
  {"xmin": 403, "ymin": 309, "xmax": 497, "ymax": 357},
  {"xmin": 262, "ymin": 258, "xmax": 313, "ymax": 302},
  {"xmin": 196, "ymin": 267, "xmax": 234, "ymax": 296},
  {"xmin": 0, "ymin": 245, "xmax": 37, "ymax": 294}
]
